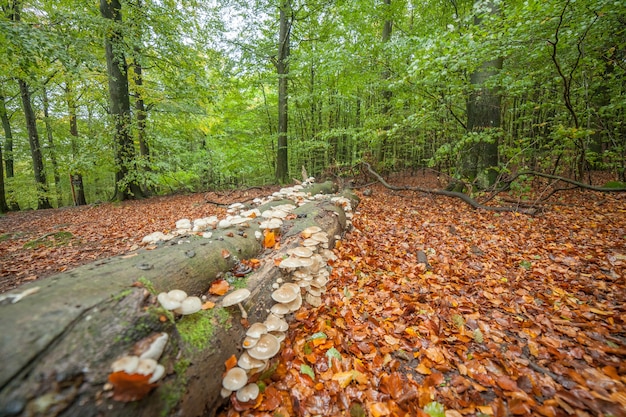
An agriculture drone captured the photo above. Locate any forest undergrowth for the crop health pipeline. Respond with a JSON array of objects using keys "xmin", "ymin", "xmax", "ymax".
[{"xmin": 222, "ymin": 175, "xmax": 626, "ymax": 417}]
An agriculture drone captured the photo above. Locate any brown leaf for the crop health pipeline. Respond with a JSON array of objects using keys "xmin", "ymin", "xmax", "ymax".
[
  {"xmin": 108, "ymin": 371, "xmax": 157, "ymax": 402},
  {"xmin": 209, "ymin": 279, "xmax": 230, "ymax": 295}
]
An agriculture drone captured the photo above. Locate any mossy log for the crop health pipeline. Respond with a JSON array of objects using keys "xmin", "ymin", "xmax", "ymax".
[{"xmin": 0, "ymin": 182, "xmax": 358, "ymax": 417}]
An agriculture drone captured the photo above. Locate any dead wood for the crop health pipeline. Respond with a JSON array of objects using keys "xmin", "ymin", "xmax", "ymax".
[{"xmin": 363, "ymin": 162, "xmax": 538, "ymax": 215}]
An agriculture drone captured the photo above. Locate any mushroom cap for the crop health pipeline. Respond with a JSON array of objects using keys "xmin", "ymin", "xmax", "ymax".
[
  {"xmin": 311, "ymin": 232, "xmax": 329, "ymax": 243},
  {"xmin": 270, "ymin": 303, "xmax": 291, "ymax": 317},
  {"xmin": 284, "ymin": 293, "xmax": 303, "ymax": 312},
  {"xmin": 157, "ymin": 292, "xmax": 182, "ymax": 311},
  {"xmin": 222, "ymin": 288, "xmax": 251, "ymax": 307},
  {"xmin": 167, "ymin": 289, "xmax": 188, "ymax": 303},
  {"xmin": 247, "ymin": 333, "xmax": 281, "ymax": 360},
  {"xmin": 305, "ymin": 293, "xmax": 322, "ymax": 307},
  {"xmin": 148, "ymin": 364, "xmax": 165, "ymax": 383},
  {"xmin": 307, "ymin": 287, "xmax": 323, "ymax": 297},
  {"xmin": 271, "ymin": 331, "xmax": 286, "ymax": 343},
  {"xmin": 139, "ymin": 332, "xmax": 169, "ymax": 360},
  {"xmin": 218, "ymin": 219, "xmax": 233, "ymax": 229},
  {"xmin": 243, "ymin": 335, "xmax": 259, "ymax": 349},
  {"xmin": 246, "ymin": 323, "xmax": 268, "ymax": 338},
  {"xmin": 287, "ymin": 246, "xmax": 314, "ymax": 258},
  {"xmin": 293, "ymin": 270, "xmax": 311, "ymax": 280},
  {"xmin": 302, "ymin": 238, "xmax": 320, "ymax": 248},
  {"xmin": 301, "ymin": 226, "xmax": 322, "ymax": 238},
  {"xmin": 278, "ymin": 257, "xmax": 303, "ymax": 269},
  {"xmin": 236, "ymin": 383, "xmax": 260, "ymax": 403},
  {"xmin": 271, "ymin": 283, "xmax": 300, "ymax": 303},
  {"xmin": 135, "ymin": 358, "xmax": 158, "ymax": 376},
  {"xmin": 175, "ymin": 296, "xmax": 202, "ymax": 315},
  {"xmin": 111, "ymin": 355, "xmax": 139, "ymax": 374},
  {"xmin": 222, "ymin": 367, "xmax": 248, "ymax": 391},
  {"xmin": 264, "ymin": 313, "xmax": 289, "ymax": 332},
  {"xmin": 238, "ymin": 352, "xmax": 266, "ymax": 371}
]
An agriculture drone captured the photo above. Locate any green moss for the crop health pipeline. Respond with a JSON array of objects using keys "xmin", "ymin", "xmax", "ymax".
[
  {"xmin": 0, "ymin": 233, "xmax": 12, "ymax": 243},
  {"xmin": 138, "ymin": 276, "xmax": 157, "ymax": 295},
  {"xmin": 23, "ymin": 231, "xmax": 74, "ymax": 249},
  {"xmin": 112, "ymin": 289, "xmax": 133, "ymax": 301},
  {"xmin": 177, "ymin": 309, "xmax": 222, "ymax": 351},
  {"xmin": 159, "ymin": 364, "xmax": 188, "ymax": 417}
]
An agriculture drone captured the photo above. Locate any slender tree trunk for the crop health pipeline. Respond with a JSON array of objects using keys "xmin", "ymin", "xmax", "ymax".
[
  {"xmin": 100, "ymin": 0, "xmax": 144, "ymax": 200},
  {"xmin": 464, "ymin": 2, "xmax": 502, "ymax": 187},
  {"xmin": 275, "ymin": 0, "xmax": 291, "ymax": 183},
  {"xmin": 379, "ymin": 0, "xmax": 393, "ymax": 164},
  {"xmin": 42, "ymin": 88, "xmax": 62, "ymax": 207},
  {"xmin": 18, "ymin": 79, "xmax": 52, "ymax": 209},
  {"xmin": 65, "ymin": 81, "xmax": 87, "ymax": 206},
  {"xmin": 0, "ymin": 93, "xmax": 19, "ymax": 210},
  {"xmin": 0, "ymin": 136, "xmax": 8, "ymax": 213}
]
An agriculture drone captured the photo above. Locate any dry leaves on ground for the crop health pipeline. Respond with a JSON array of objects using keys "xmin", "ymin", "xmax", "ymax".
[{"xmin": 222, "ymin": 180, "xmax": 626, "ymax": 417}]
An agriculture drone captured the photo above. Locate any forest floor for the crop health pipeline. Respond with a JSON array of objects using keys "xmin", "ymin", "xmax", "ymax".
[
  {"xmin": 222, "ymin": 173, "xmax": 626, "ymax": 417},
  {"xmin": 0, "ymin": 186, "xmax": 279, "ymax": 293},
  {"xmin": 1, "ymin": 173, "xmax": 625, "ymax": 416}
]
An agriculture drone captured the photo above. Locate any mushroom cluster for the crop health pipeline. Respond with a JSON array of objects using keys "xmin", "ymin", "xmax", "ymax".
[
  {"xmin": 107, "ymin": 332, "xmax": 169, "ymax": 401},
  {"xmin": 157, "ymin": 289, "xmax": 202, "ymax": 315}
]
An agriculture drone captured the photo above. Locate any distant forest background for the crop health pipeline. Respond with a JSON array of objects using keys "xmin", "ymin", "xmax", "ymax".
[{"xmin": 0, "ymin": 0, "xmax": 624, "ymax": 211}]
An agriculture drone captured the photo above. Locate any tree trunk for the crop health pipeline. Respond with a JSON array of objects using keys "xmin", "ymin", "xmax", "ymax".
[
  {"xmin": 464, "ymin": 2, "xmax": 502, "ymax": 188},
  {"xmin": 0, "ymin": 183, "xmax": 356, "ymax": 417},
  {"xmin": 379, "ymin": 0, "xmax": 393, "ymax": 164},
  {"xmin": 42, "ymin": 87, "xmax": 62, "ymax": 207},
  {"xmin": 0, "ymin": 93, "xmax": 18, "ymax": 210},
  {"xmin": 100, "ymin": 0, "xmax": 144, "ymax": 201},
  {"xmin": 65, "ymin": 82, "xmax": 88, "ymax": 206},
  {"xmin": 0, "ymin": 139, "xmax": 8, "ymax": 213},
  {"xmin": 275, "ymin": 0, "xmax": 291, "ymax": 183},
  {"xmin": 18, "ymin": 79, "xmax": 52, "ymax": 209}
]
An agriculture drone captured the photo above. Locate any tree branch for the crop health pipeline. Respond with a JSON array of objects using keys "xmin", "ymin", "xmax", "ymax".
[{"xmin": 362, "ymin": 162, "xmax": 538, "ymax": 215}]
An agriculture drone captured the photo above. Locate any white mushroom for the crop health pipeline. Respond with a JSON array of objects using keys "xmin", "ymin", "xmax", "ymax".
[
  {"xmin": 222, "ymin": 288, "xmax": 251, "ymax": 319},
  {"xmin": 139, "ymin": 332, "xmax": 169, "ymax": 360},
  {"xmin": 247, "ymin": 333, "xmax": 281, "ymax": 360},
  {"xmin": 167, "ymin": 289, "xmax": 188, "ymax": 303},
  {"xmin": 157, "ymin": 292, "xmax": 182, "ymax": 311},
  {"xmin": 222, "ymin": 367, "xmax": 248, "ymax": 391},
  {"xmin": 264, "ymin": 313, "xmax": 289, "ymax": 332},
  {"xmin": 238, "ymin": 352, "xmax": 266, "ymax": 371},
  {"xmin": 148, "ymin": 364, "xmax": 165, "ymax": 383},
  {"xmin": 174, "ymin": 296, "xmax": 202, "ymax": 315},
  {"xmin": 111, "ymin": 355, "xmax": 139, "ymax": 374},
  {"xmin": 236, "ymin": 383, "xmax": 260, "ymax": 402},
  {"xmin": 135, "ymin": 358, "xmax": 158, "ymax": 376},
  {"xmin": 271, "ymin": 283, "xmax": 300, "ymax": 304}
]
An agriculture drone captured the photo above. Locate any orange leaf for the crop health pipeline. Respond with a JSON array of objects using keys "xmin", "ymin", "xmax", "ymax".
[
  {"xmin": 224, "ymin": 354, "xmax": 237, "ymax": 371},
  {"xmin": 201, "ymin": 301, "xmax": 215, "ymax": 310},
  {"xmin": 209, "ymin": 279, "xmax": 230, "ymax": 295},
  {"xmin": 221, "ymin": 249, "xmax": 231, "ymax": 259},
  {"xmin": 369, "ymin": 402, "xmax": 391, "ymax": 417},
  {"xmin": 264, "ymin": 230, "xmax": 276, "ymax": 248},
  {"xmin": 108, "ymin": 371, "xmax": 157, "ymax": 402}
]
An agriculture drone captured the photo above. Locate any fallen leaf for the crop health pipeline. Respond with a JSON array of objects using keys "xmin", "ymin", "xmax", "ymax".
[
  {"xmin": 209, "ymin": 279, "xmax": 230, "ymax": 295},
  {"xmin": 108, "ymin": 371, "xmax": 157, "ymax": 402}
]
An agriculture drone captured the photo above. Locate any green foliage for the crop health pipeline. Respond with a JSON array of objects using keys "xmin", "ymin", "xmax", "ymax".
[{"xmin": 424, "ymin": 401, "xmax": 445, "ymax": 417}]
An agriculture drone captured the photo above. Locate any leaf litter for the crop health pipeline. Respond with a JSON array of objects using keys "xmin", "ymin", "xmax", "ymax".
[{"xmin": 222, "ymin": 179, "xmax": 626, "ymax": 417}]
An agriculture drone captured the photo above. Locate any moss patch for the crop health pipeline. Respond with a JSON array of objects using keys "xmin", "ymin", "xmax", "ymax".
[
  {"xmin": 176, "ymin": 308, "xmax": 233, "ymax": 352},
  {"xmin": 602, "ymin": 180, "xmax": 626, "ymax": 189},
  {"xmin": 23, "ymin": 231, "xmax": 74, "ymax": 249},
  {"xmin": 138, "ymin": 276, "xmax": 157, "ymax": 295}
]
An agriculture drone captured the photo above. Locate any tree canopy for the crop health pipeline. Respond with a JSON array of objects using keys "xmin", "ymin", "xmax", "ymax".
[{"xmin": 0, "ymin": 0, "xmax": 624, "ymax": 209}]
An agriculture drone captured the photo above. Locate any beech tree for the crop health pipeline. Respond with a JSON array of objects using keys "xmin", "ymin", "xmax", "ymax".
[{"xmin": 100, "ymin": 0, "xmax": 144, "ymax": 200}]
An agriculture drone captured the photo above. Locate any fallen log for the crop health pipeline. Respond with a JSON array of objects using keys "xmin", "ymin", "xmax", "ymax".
[{"xmin": 0, "ymin": 182, "xmax": 358, "ymax": 417}]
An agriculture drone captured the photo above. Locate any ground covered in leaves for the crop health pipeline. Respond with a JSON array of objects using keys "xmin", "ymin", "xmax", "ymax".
[
  {"xmin": 223, "ymin": 177, "xmax": 626, "ymax": 417},
  {"xmin": 0, "ymin": 188, "xmax": 277, "ymax": 293},
  {"xmin": 1, "ymin": 175, "xmax": 625, "ymax": 416}
]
